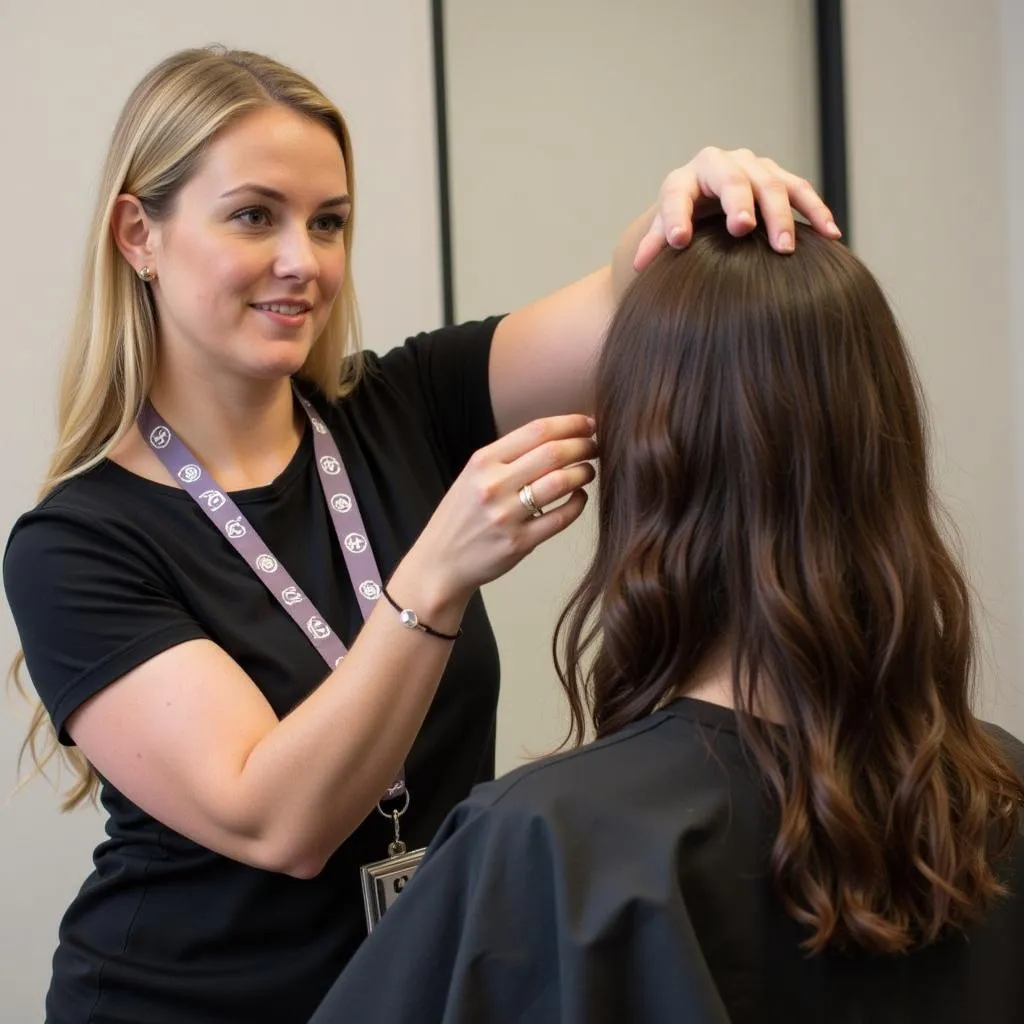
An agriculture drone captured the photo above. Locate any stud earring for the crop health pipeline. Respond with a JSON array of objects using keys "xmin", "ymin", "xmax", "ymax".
[{"xmin": 138, "ymin": 266, "xmax": 155, "ymax": 282}]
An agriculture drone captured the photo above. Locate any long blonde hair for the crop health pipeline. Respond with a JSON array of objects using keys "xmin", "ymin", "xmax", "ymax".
[{"xmin": 11, "ymin": 46, "xmax": 363, "ymax": 811}]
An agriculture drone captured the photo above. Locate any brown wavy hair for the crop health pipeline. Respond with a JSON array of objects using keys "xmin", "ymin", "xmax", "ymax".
[{"xmin": 555, "ymin": 217, "xmax": 1024, "ymax": 955}]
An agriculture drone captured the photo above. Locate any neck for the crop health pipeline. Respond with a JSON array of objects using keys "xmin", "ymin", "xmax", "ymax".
[
  {"xmin": 147, "ymin": 363, "xmax": 303, "ymax": 491},
  {"xmin": 677, "ymin": 644, "xmax": 785, "ymax": 724}
]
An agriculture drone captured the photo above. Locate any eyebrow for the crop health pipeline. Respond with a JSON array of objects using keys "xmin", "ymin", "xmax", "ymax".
[{"xmin": 219, "ymin": 184, "xmax": 351, "ymax": 209}]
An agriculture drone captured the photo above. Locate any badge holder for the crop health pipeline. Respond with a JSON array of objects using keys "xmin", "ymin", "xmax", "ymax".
[{"xmin": 360, "ymin": 791, "xmax": 426, "ymax": 932}]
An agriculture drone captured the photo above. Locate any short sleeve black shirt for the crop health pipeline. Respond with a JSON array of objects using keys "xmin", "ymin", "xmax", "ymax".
[{"xmin": 4, "ymin": 319, "xmax": 504, "ymax": 1024}]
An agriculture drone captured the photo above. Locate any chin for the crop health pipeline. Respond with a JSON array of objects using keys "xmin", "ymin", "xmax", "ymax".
[
  {"xmin": 244, "ymin": 339, "xmax": 315, "ymax": 380},
  {"xmin": 248, "ymin": 356, "xmax": 310, "ymax": 381}
]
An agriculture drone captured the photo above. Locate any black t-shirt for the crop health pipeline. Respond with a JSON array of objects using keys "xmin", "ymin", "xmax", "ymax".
[
  {"xmin": 311, "ymin": 697, "xmax": 1024, "ymax": 1024},
  {"xmin": 3, "ymin": 319, "xmax": 504, "ymax": 1024}
]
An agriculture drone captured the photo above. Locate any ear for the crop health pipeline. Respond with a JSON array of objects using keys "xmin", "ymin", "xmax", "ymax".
[{"xmin": 111, "ymin": 194, "xmax": 160, "ymax": 277}]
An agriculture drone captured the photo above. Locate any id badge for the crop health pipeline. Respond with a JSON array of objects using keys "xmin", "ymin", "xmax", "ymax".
[{"xmin": 360, "ymin": 846, "xmax": 426, "ymax": 932}]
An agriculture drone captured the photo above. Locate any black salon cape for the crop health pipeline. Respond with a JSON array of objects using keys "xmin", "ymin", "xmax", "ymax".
[{"xmin": 309, "ymin": 698, "xmax": 1024, "ymax": 1024}]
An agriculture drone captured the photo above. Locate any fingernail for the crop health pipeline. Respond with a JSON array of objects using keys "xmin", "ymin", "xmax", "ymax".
[
  {"xmin": 669, "ymin": 226, "xmax": 687, "ymax": 245},
  {"xmin": 587, "ymin": 417, "xmax": 597, "ymax": 431},
  {"xmin": 735, "ymin": 210, "xmax": 755, "ymax": 227},
  {"xmin": 827, "ymin": 220, "xmax": 842, "ymax": 237},
  {"xmin": 777, "ymin": 231, "xmax": 794, "ymax": 252}
]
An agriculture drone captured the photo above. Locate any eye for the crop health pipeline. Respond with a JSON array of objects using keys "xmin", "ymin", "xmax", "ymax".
[
  {"xmin": 233, "ymin": 206, "xmax": 271, "ymax": 228},
  {"xmin": 310, "ymin": 213, "xmax": 347, "ymax": 236}
]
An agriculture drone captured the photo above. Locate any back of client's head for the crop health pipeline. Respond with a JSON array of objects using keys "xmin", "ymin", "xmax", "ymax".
[{"xmin": 556, "ymin": 217, "xmax": 1024, "ymax": 955}]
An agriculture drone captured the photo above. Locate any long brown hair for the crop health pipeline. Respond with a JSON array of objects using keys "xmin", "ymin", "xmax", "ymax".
[{"xmin": 555, "ymin": 217, "xmax": 1024, "ymax": 954}]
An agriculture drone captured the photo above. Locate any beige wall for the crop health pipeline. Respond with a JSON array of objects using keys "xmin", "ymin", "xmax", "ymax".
[
  {"xmin": 844, "ymin": 0, "xmax": 1022, "ymax": 735},
  {"xmin": 445, "ymin": 0, "xmax": 1023, "ymax": 770},
  {"xmin": 444, "ymin": 0, "xmax": 822, "ymax": 770},
  {"xmin": 1006, "ymin": 0, "xmax": 1024, "ymax": 737},
  {"xmin": 0, "ymin": 3, "xmax": 441, "ymax": 1017}
]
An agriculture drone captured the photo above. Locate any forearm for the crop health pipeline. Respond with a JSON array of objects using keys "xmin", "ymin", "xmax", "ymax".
[{"xmin": 233, "ymin": 557, "xmax": 468, "ymax": 877}]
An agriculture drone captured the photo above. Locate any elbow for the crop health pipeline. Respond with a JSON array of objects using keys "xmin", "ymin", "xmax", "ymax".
[
  {"xmin": 253, "ymin": 841, "xmax": 328, "ymax": 880},
  {"xmin": 185, "ymin": 788, "xmax": 337, "ymax": 878},
  {"xmin": 251, "ymin": 834, "xmax": 330, "ymax": 880},
  {"xmin": 217, "ymin": 794, "xmax": 360, "ymax": 879},
  {"xmin": 281, "ymin": 855, "xmax": 328, "ymax": 881}
]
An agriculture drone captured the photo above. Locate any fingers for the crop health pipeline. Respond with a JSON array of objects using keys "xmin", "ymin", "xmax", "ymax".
[
  {"xmin": 635, "ymin": 179, "xmax": 699, "ymax": 272},
  {"xmin": 633, "ymin": 211, "xmax": 670, "ymax": 272},
  {"xmin": 760, "ymin": 158, "xmax": 841, "ymax": 240},
  {"xmin": 641, "ymin": 147, "xmax": 843, "ymax": 266},
  {"xmin": 659, "ymin": 150, "xmax": 759, "ymax": 251},
  {"xmin": 724, "ymin": 151, "xmax": 842, "ymax": 250},
  {"xmin": 422, "ymin": 416, "xmax": 598, "ymax": 599},
  {"xmin": 519, "ymin": 488, "xmax": 590, "ymax": 546},
  {"xmin": 518, "ymin": 459, "xmax": 596, "ymax": 512},
  {"xmin": 485, "ymin": 414, "xmax": 596, "ymax": 464},
  {"xmin": 695, "ymin": 150, "xmax": 762, "ymax": 240},
  {"xmin": 507, "ymin": 435, "xmax": 598, "ymax": 491}
]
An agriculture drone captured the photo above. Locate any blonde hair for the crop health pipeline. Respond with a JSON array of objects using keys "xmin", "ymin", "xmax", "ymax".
[{"xmin": 11, "ymin": 46, "xmax": 363, "ymax": 811}]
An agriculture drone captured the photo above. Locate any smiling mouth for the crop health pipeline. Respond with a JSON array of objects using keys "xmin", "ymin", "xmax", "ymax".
[{"xmin": 251, "ymin": 302, "xmax": 312, "ymax": 315}]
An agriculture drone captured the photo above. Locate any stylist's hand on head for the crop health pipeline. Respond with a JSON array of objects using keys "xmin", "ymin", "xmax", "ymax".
[{"xmin": 631, "ymin": 146, "xmax": 842, "ymax": 272}]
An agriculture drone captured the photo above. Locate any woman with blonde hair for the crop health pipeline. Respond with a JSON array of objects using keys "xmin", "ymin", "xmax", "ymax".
[
  {"xmin": 3, "ymin": 45, "xmax": 834, "ymax": 1023},
  {"xmin": 310, "ymin": 218, "xmax": 1024, "ymax": 1024}
]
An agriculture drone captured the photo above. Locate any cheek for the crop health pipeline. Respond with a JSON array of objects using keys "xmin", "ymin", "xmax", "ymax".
[
  {"xmin": 210, "ymin": 246, "xmax": 268, "ymax": 300},
  {"xmin": 166, "ymin": 236, "xmax": 266, "ymax": 314}
]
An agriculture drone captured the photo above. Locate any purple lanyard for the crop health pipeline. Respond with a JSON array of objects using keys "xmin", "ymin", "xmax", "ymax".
[{"xmin": 137, "ymin": 388, "xmax": 406, "ymax": 799}]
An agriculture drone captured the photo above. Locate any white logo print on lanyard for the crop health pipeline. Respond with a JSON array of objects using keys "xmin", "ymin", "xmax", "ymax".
[{"xmin": 138, "ymin": 387, "xmax": 407, "ymax": 802}]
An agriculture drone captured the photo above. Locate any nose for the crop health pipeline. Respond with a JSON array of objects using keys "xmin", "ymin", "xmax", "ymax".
[{"xmin": 273, "ymin": 222, "xmax": 320, "ymax": 284}]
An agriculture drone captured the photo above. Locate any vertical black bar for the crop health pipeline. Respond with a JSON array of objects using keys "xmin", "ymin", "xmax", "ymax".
[
  {"xmin": 815, "ymin": 0, "xmax": 850, "ymax": 243},
  {"xmin": 431, "ymin": 0, "xmax": 455, "ymax": 325}
]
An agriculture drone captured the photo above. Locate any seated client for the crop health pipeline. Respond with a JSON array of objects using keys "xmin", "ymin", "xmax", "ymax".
[{"xmin": 309, "ymin": 218, "xmax": 1024, "ymax": 1024}]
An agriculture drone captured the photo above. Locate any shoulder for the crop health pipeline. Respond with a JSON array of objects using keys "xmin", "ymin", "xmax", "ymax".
[
  {"xmin": 6, "ymin": 468, "xmax": 164, "ymax": 559},
  {"xmin": 982, "ymin": 720, "xmax": 1024, "ymax": 781},
  {"xmin": 342, "ymin": 318, "xmax": 504, "ymax": 400},
  {"xmin": 4, "ymin": 467, "xmax": 188, "ymax": 609},
  {"xmin": 413, "ymin": 706, "xmax": 747, "ymax": 939},
  {"xmin": 379, "ymin": 317, "xmax": 505, "ymax": 368},
  {"xmin": 304, "ymin": 319, "xmax": 505, "ymax": 475},
  {"xmin": 454, "ymin": 707, "xmax": 719, "ymax": 833},
  {"xmin": 7, "ymin": 473, "xmax": 125, "ymax": 557}
]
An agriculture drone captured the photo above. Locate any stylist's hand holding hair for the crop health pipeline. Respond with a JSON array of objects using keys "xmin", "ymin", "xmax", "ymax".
[
  {"xmin": 398, "ymin": 415, "xmax": 596, "ymax": 610},
  {"xmin": 629, "ymin": 146, "xmax": 842, "ymax": 275}
]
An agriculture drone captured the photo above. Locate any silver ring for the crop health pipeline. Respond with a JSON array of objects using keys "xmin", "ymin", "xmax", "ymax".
[{"xmin": 518, "ymin": 483, "xmax": 544, "ymax": 518}]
